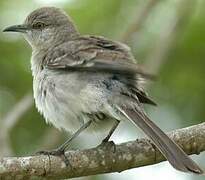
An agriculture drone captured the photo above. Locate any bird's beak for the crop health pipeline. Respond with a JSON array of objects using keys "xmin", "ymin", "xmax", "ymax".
[{"xmin": 3, "ymin": 24, "xmax": 29, "ymax": 33}]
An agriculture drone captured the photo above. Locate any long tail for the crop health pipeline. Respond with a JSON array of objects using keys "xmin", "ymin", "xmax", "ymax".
[{"xmin": 117, "ymin": 106, "xmax": 203, "ymax": 174}]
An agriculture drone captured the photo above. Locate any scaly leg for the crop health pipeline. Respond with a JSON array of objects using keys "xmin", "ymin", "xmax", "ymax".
[
  {"xmin": 102, "ymin": 120, "xmax": 120, "ymax": 143},
  {"xmin": 36, "ymin": 120, "xmax": 92, "ymax": 165}
]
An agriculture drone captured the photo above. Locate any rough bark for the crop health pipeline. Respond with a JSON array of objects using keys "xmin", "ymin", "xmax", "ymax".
[{"xmin": 0, "ymin": 122, "xmax": 205, "ymax": 180}]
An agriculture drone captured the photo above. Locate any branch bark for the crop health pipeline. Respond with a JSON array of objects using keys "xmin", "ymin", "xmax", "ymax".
[{"xmin": 0, "ymin": 122, "xmax": 204, "ymax": 179}]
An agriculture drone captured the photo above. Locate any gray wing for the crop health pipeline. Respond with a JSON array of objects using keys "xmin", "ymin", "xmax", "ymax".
[
  {"xmin": 44, "ymin": 35, "xmax": 156, "ymax": 105},
  {"xmin": 44, "ymin": 35, "xmax": 155, "ymax": 79}
]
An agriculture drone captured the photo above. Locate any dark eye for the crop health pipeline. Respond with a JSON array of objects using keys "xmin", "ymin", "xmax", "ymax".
[{"xmin": 33, "ymin": 22, "xmax": 46, "ymax": 29}]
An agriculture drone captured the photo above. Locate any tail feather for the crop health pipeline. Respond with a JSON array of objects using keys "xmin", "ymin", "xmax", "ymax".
[{"xmin": 117, "ymin": 106, "xmax": 203, "ymax": 174}]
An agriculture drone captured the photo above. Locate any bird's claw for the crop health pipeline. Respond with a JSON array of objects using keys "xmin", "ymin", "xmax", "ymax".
[
  {"xmin": 35, "ymin": 148, "xmax": 70, "ymax": 166},
  {"xmin": 98, "ymin": 140, "xmax": 117, "ymax": 153}
]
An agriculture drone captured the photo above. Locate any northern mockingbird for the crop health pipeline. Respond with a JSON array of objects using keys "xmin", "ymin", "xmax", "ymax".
[{"xmin": 3, "ymin": 7, "xmax": 203, "ymax": 174}]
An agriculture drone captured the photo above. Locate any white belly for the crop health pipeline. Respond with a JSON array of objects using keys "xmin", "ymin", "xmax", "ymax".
[{"xmin": 33, "ymin": 70, "xmax": 116, "ymax": 133}]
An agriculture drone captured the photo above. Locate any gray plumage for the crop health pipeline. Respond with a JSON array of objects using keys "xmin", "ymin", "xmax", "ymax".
[{"xmin": 3, "ymin": 7, "xmax": 203, "ymax": 174}]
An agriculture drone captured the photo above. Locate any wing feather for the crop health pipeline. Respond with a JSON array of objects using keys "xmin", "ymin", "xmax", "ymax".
[{"xmin": 45, "ymin": 36, "xmax": 155, "ymax": 79}]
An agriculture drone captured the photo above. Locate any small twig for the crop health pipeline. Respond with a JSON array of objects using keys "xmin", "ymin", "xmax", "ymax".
[
  {"xmin": 0, "ymin": 92, "xmax": 33, "ymax": 156},
  {"xmin": 2, "ymin": 92, "xmax": 33, "ymax": 130},
  {"xmin": 145, "ymin": 0, "xmax": 197, "ymax": 74},
  {"xmin": 121, "ymin": 0, "xmax": 159, "ymax": 43}
]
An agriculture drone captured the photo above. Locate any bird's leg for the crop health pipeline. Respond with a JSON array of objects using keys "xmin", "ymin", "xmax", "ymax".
[
  {"xmin": 36, "ymin": 120, "xmax": 92, "ymax": 165},
  {"xmin": 56, "ymin": 120, "xmax": 92, "ymax": 151},
  {"xmin": 102, "ymin": 120, "xmax": 120, "ymax": 143},
  {"xmin": 99, "ymin": 120, "xmax": 120, "ymax": 152}
]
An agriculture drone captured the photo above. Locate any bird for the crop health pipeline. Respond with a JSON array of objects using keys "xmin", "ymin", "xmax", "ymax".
[{"xmin": 3, "ymin": 7, "xmax": 203, "ymax": 174}]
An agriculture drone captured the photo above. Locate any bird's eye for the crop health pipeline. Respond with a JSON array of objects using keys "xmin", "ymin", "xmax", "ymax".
[{"xmin": 33, "ymin": 22, "xmax": 46, "ymax": 29}]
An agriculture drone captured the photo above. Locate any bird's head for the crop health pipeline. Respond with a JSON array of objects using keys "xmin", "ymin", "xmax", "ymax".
[{"xmin": 3, "ymin": 7, "xmax": 79, "ymax": 50}]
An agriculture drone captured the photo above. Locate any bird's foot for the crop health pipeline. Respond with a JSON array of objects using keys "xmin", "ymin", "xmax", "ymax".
[
  {"xmin": 98, "ymin": 139, "xmax": 116, "ymax": 153},
  {"xmin": 36, "ymin": 148, "xmax": 70, "ymax": 166}
]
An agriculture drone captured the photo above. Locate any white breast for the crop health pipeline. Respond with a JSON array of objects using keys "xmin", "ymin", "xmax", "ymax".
[{"xmin": 31, "ymin": 52, "xmax": 116, "ymax": 134}]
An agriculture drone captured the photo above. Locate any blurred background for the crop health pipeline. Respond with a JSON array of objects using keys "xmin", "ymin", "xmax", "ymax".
[{"xmin": 0, "ymin": 0, "xmax": 205, "ymax": 179}]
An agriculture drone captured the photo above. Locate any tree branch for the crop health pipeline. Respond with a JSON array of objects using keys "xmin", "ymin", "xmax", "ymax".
[
  {"xmin": 120, "ymin": 0, "xmax": 159, "ymax": 43},
  {"xmin": 0, "ymin": 122, "xmax": 204, "ymax": 179},
  {"xmin": 0, "ymin": 92, "xmax": 33, "ymax": 156},
  {"xmin": 145, "ymin": 0, "xmax": 197, "ymax": 74}
]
